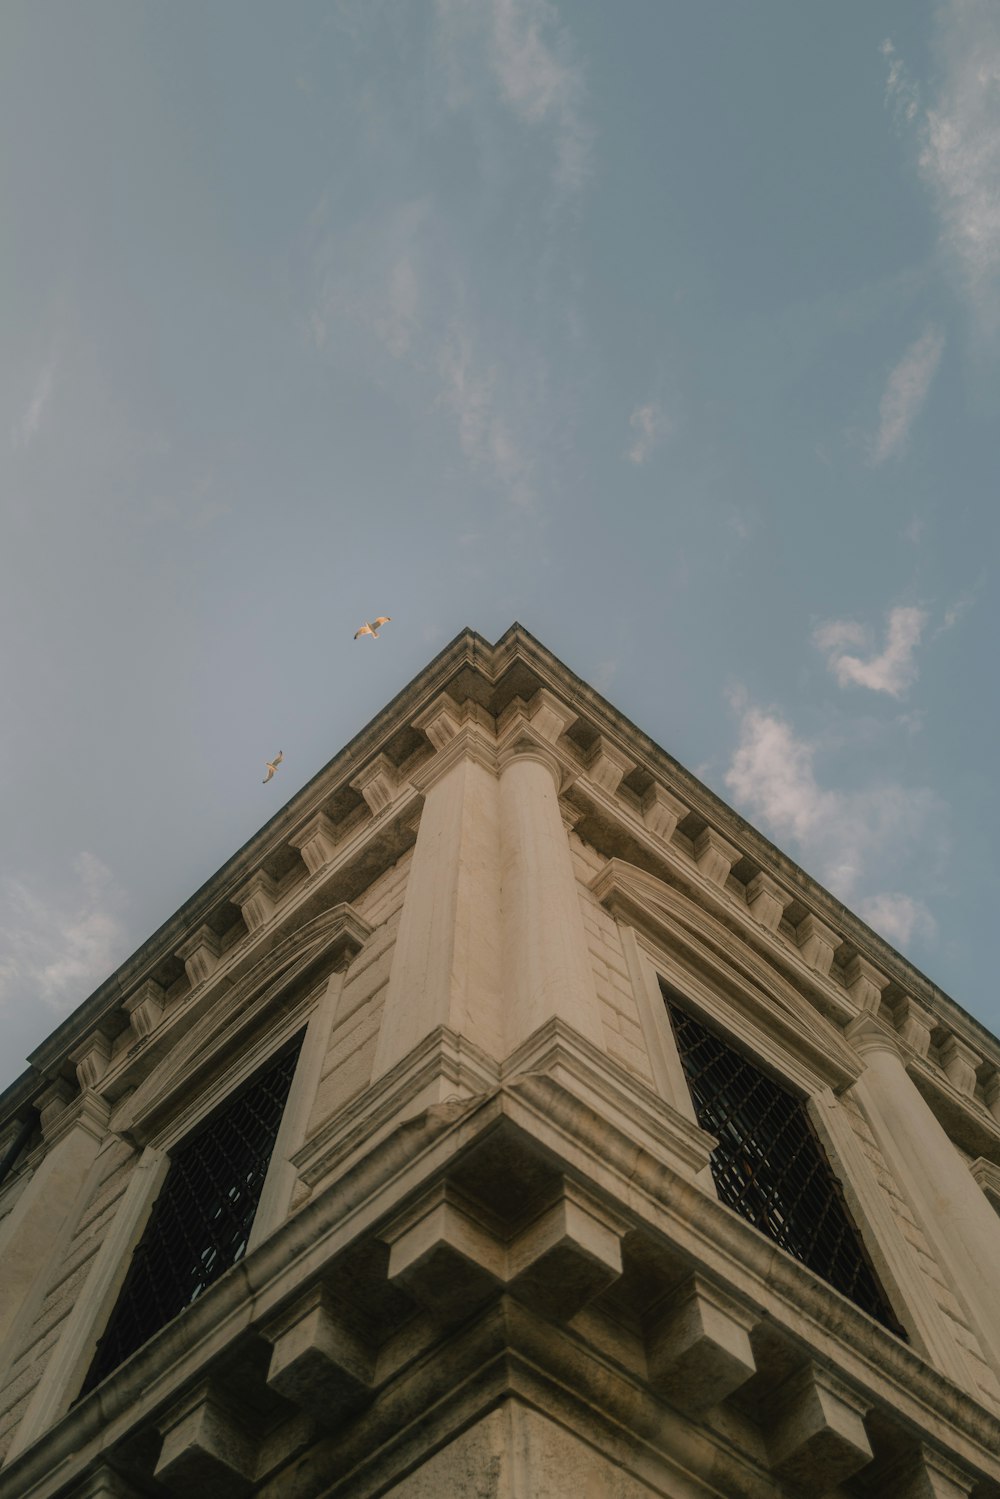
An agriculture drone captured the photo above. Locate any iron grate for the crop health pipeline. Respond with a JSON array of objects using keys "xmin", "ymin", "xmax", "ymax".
[
  {"xmin": 80, "ymin": 1036, "xmax": 301, "ymax": 1395},
  {"xmin": 665, "ymin": 996, "xmax": 904, "ymax": 1335}
]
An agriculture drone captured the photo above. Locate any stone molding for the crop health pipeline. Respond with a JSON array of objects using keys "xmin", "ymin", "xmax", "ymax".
[
  {"xmin": 230, "ymin": 869, "xmax": 280, "ymax": 930},
  {"xmin": 6, "ymin": 1060, "xmax": 1000, "ymax": 1499}
]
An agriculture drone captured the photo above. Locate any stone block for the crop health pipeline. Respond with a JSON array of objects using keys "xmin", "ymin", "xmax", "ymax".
[
  {"xmin": 506, "ymin": 1183, "xmax": 624, "ymax": 1320},
  {"xmin": 844, "ymin": 955, "xmax": 888, "ymax": 1015},
  {"xmin": 645, "ymin": 1275, "xmax": 757, "ymax": 1413},
  {"xmin": 382, "ymin": 1186, "xmax": 505, "ymax": 1318},
  {"xmin": 67, "ymin": 1467, "xmax": 144, "ymax": 1499},
  {"xmin": 882, "ymin": 1445, "xmax": 976, "ymax": 1499},
  {"xmin": 154, "ymin": 1383, "xmax": 257, "ymax": 1497},
  {"xmin": 765, "ymin": 1363, "xmax": 872, "ymax": 1490},
  {"xmin": 264, "ymin": 1283, "xmax": 375, "ymax": 1423}
]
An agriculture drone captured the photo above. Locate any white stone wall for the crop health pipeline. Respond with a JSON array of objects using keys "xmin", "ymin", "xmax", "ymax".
[{"xmin": 571, "ymin": 835, "xmax": 654, "ymax": 1086}]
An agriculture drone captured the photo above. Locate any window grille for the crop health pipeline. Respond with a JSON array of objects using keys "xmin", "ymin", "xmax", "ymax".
[
  {"xmin": 80, "ymin": 1036, "xmax": 302, "ymax": 1395},
  {"xmin": 664, "ymin": 993, "xmax": 903, "ymax": 1335}
]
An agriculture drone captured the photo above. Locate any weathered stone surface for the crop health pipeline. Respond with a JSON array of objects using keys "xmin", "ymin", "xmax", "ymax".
[
  {"xmin": 645, "ymin": 1275, "xmax": 757, "ymax": 1412},
  {"xmin": 765, "ymin": 1363, "xmax": 872, "ymax": 1490}
]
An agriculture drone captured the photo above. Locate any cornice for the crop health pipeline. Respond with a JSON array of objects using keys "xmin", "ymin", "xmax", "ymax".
[{"xmin": 6, "ymin": 620, "xmax": 998, "ymax": 1146}]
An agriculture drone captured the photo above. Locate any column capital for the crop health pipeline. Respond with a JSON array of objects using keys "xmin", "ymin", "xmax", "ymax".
[
  {"xmin": 410, "ymin": 702, "xmax": 499, "ymax": 793},
  {"xmin": 845, "ymin": 1013, "xmax": 901, "ymax": 1061},
  {"xmin": 35, "ymin": 1077, "xmax": 79, "ymax": 1138}
]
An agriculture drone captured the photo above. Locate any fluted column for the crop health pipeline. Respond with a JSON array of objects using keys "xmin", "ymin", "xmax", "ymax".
[
  {"xmin": 847, "ymin": 1015, "xmax": 1000, "ymax": 1377},
  {"xmin": 498, "ymin": 697, "xmax": 605, "ymax": 1055},
  {"xmin": 372, "ymin": 704, "xmax": 503, "ymax": 1079}
]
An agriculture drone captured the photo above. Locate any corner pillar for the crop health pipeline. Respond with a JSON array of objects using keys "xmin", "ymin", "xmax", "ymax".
[
  {"xmin": 847, "ymin": 1016, "xmax": 1000, "ymax": 1378},
  {"xmin": 497, "ymin": 693, "xmax": 605, "ymax": 1054},
  {"xmin": 371, "ymin": 703, "xmax": 503, "ymax": 1078}
]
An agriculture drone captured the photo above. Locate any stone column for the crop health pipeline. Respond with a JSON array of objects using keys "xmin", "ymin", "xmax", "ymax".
[
  {"xmin": 497, "ymin": 696, "xmax": 605, "ymax": 1055},
  {"xmin": 371, "ymin": 705, "xmax": 504, "ymax": 1079},
  {"xmin": 847, "ymin": 1016, "xmax": 1000, "ymax": 1377}
]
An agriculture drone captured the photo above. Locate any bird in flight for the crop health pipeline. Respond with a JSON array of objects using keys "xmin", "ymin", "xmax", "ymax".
[
  {"xmin": 262, "ymin": 751, "xmax": 284, "ymax": 784},
  {"xmin": 354, "ymin": 616, "xmax": 392, "ymax": 640}
]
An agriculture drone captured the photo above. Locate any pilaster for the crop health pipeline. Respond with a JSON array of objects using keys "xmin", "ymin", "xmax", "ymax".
[
  {"xmin": 847, "ymin": 1015, "xmax": 1000, "ymax": 1381},
  {"xmin": 372, "ymin": 707, "xmax": 503, "ymax": 1080},
  {"xmin": 497, "ymin": 692, "xmax": 605, "ymax": 1054}
]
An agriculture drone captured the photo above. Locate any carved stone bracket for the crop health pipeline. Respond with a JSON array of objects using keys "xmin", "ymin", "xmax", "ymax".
[
  {"xmin": 231, "ymin": 870, "xmax": 280, "ymax": 931},
  {"xmin": 745, "ymin": 871, "xmax": 788, "ymax": 933},
  {"xmin": 938, "ymin": 1034, "xmax": 981, "ymax": 1097},
  {"xmin": 587, "ymin": 736, "xmax": 634, "ymax": 795},
  {"xmin": 645, "ymin": 1273, "xmax": 757, "ymax": 1413},
  {"xmin": 122, "ymin": 979, "xmax": 166, "ymax": 1041},
  {"xmin": 175, "ymin": 925, "xmax": 223, "ymax": 988},
  {"xmin": 350, "ymin": 754, "xmax": 401, "ymax": 817},
  {"xmin": 795, "ymin": 913, "xmax": 841, "ymax": 976},
  {"xmin": 640, "ymin": 784, "xmax": 687, "ymax": 844},
  {"xmin": 288, "ymin": 811, "xmax": 340, "ymax": 876},
  {"xmin": 380, "ymin": 1177, "xmax": 626, "ymax": 1325},
  {"xmin": 845, "ymin": 955, "xmax": 890, "ymax": 1016},
  {"xmin": 68, "ymin": 1032, "xmax": 114, "ymax": 1092},
  {"xmin": 263, "ymin": 1282, "xmax": 376, "ymax": 1425},
  {"xmin": 693, "ymin": 828, "xmax": 740, "ymax": 887},
  {"xmin": 154, "ymin": 1380, "xmax": 257, "ymax": 1497},
  {"xmin": 764, "ymin": 1363, "xmax": 872, "ymax": 1491},
  {"xmin": 893, "ymin": 996, "xmax": 936, "ymax": 1058}
]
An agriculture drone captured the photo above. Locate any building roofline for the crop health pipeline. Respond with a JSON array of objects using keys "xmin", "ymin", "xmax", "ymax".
[{"xmin": 1, "ymin": 621, "xmax": 994, "ymax": 1118}]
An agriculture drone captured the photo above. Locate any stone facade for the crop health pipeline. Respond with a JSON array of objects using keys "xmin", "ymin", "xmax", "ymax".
[{"xmin": 0, "ymin": 623, "xmax": 999, "ymax": 1497}]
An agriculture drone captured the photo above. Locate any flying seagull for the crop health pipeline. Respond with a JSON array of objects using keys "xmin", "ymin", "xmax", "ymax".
[
  {"xmin": 354, "ymin": 616, "xmax": 392, "ymax": 640},
  {"xmin": 262, "ymin": 751, "xmax": 284, "ymax": 784}
]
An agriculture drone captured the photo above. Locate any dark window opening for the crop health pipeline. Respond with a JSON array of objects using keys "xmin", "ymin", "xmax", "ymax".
[
  {"xmin": 80, "ymin": 1035, "xmax": 302, "ymax": 1396},
  {"xmin": 664, "ymin": 991, "xmax": 904, "ymax": 1336}
]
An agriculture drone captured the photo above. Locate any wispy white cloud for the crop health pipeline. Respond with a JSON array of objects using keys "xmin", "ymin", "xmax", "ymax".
[
  {"xmin": 12, "ymin": 359, "xmax": 57, "ymax": 449},
  {"xmin": 435, "ymin": 0, "xmax": 591, "ymax": 193},
  {"xmin": 870, "ymin": 325, "xmax": 944, "ymax": 464},
  {"xmin": 814, "ymin": 606, "xmax": 928, "ymax": 697},
  {"xmin": 0, "ymin": 854, "xmax": 130, "ymax": 1017},
  {"xmin": 626, "ymin": 402, "xmax": 669, "ymax": 465},
  {"xmin": 858, "ymin": 891, "xmax": 936, "ymax": 947},
  {"xmin": 884, "ymin": 11, "xmax": 1000, "ymax": 325},
  {"xmin": 880, "ymin": 38, "xmax": 920, "ymax": 127},
  {"xmin": 934, "ymin": 578, "xmax": 982, "ymax": 636},
  {"xmin": 723, "ymin": 696, "xmax": 945, "ymax": 918},
  {"xmin": 437, "ymin": 324, "xmax": 534, "ymax": 506}
]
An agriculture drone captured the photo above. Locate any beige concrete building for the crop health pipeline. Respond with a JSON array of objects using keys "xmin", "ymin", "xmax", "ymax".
[{"xmin": 2, "ymin": 623, "xmax": 1000, "ymax": 1498}]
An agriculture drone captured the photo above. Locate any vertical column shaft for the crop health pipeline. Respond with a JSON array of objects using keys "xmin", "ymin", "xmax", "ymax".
[
  {"xmin": 499, "ymin": 750, "xmax": 605, "ymax": 1054},
  {"xmin": 848, "ymin": 1019, "xmax": 1000, "ymax": 1376},
  {"xmin": 372, "ymin": 755, "xmax": 503, "ymax": 1078}
]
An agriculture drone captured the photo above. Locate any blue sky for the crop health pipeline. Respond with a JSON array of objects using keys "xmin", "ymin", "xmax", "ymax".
[{"xmin": 2, "ymin": 1, "xmax": 998, "ymax": 1090}]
